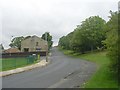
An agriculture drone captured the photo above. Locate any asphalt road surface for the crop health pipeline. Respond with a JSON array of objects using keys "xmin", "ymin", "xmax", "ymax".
[{"xmin": 2, "ymin": 47, "xmax": 97, "ymax": 88}]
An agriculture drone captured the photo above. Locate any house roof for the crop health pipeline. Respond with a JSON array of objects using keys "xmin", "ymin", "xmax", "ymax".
[
  {"xmin": 23, "ymin": 35, "xmax": 47, "ymax": 42},
  {"xmin": 4, "ymin": 48, "xmax": 20, "ymax": 53}
]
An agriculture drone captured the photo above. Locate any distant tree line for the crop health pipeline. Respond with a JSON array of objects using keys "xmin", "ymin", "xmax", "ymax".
[
  {"xmin": 58, "ymin": 11, "xmax": 119, "ymax": 76},
  {"xmin": 9, "ymin": 32, "xmax": 53, "ymax": 50},
  {"xmin": 59, "ymin": 16, "xmax": 106, "ymax": 53}
]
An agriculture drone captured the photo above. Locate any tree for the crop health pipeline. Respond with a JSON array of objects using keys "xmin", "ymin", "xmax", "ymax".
[
  {"xmin": 41, "ymin": 32, "xmax": 53, "ymax": 50},
  {"xmin": 70, "ymin": 28, "xmax": 90, "ymax": 53},
  {"xmin": 58, "ymin": 36, "xmax": 66, "ymax": 49},
  {"xmin": 0, "ymin": 44, "xmax": 4, "ymax": 50},
  {"xmin": 70, "ymin": 16, "xmax": 106, "ymax": 53},
  {"xmin": 9, "ymin": 36, "xmax": 24, "ymax": 50},
  {"xmin": 59, "ymin": 16, "xmax": 106, "ymax": 53},
  {"xmin": 81, "ymin": 16, "xmax": 106, "ymax": 50},
  {"xmin": 103, "ymin": 11, "xmax": 119, "ymax": 75},
  {"xmin": 58, "ymin": 32, "xmax": 74, "ymax": 50}
]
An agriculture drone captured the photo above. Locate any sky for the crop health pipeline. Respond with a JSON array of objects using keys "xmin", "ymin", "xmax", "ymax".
[{"xmin": 0, "ymin": 0, "xmax": 119, "ymax": 49}]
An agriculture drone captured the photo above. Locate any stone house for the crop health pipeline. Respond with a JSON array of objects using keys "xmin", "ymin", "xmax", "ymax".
[{"xmin": 21, "ymin": 35, "xmax": 48, "ymax": 52}]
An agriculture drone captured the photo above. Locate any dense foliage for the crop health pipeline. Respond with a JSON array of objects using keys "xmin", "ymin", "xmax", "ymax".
[
  {"xmin": 59, "ymin": 11, "xmax": 119, "ymax": 80},
  {"xmin": 59, "ymin": 32, "xmax": 74, "ymax": 50},
  {"xmin": 103, "ymin": 11, "xmax": 119, "ymax": 76},
  {"xmin": 59, "ymin": 16, "xmax": 106, "ymax": 53},
  {"xmin": 0, "ymin": 44, "xmax": 4, "ymax": 50},
  {"xmin": 41, "ymin": 32, "xmax": 53, "ymax": 50},
  {"xmin": 9, "ymin": 36, "xmax": 24, "ymax": 50}
]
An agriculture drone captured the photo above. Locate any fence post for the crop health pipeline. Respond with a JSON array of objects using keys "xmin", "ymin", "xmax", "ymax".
[{"xmin": 37, "ymin": 54, "xmax": 40, "ymax": 61}]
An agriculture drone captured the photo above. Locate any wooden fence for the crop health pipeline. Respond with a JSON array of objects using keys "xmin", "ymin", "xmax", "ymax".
[{"xmin": 1, "ymin": 51, "xmax": 46, "ymax": 58}]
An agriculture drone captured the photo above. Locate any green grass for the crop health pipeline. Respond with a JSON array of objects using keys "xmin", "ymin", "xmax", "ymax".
[
  {"xmin": 59, "ymin": 48, "xmax": 118, "ymax": 88},
  {"xmin": 0, "ymin": 57, "xmax": 37, "ymax": 71}
]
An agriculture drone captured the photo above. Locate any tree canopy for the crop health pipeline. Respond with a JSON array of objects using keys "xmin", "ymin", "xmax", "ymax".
[
  {"xmin": 9, "ymin": 36, "xmax": 24, "ymax": 50},
  {"xmin": 59, "ymin": 16, "xmax": 106, "ymax": 53},
  {"xmin": 41, "ymin": 32, "xmax": 53, "ymax": 50},
  {"xmin": 59, "ymin": 32, "xmax": 74, "ymax": 50},
  {"xmin": 103, "ymin": 11, "xmax": 119, "ymax": 75},
  {"xmin": 58, "ymin": 11, "xmax": 119, "ymax": 79}
]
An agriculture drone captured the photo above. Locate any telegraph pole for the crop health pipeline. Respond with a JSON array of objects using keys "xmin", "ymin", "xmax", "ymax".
[{"xmin": 45, "ymin": 32, "xmax": 48, "ymax": 62}]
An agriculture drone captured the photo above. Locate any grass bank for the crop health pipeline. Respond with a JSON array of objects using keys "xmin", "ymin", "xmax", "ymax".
[
  {"xmin": 59, "ymin": 48, "xmax": 118, "ymax": 88},
  {"xmin": 0, "ymin": 57, "xmax": 38, "ymax": 71}
]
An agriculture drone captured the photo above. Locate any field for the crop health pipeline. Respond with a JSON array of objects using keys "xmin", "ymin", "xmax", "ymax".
[
  {"xmin": 60, "ymin": 49, "xmax": 118, "ymax": 88},
  {"xmin": 0, "ymin": 57, "xmax": 37, "ymax": 71}
]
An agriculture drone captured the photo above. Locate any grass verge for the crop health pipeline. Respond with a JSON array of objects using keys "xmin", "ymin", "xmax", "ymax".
[
  {"xmin": 0, "ymin": 57, "xmax": 38, "ymax": 71},
  {"xmin": 59, "ymin": 48, "xmax": 118, "ymax": 88}
]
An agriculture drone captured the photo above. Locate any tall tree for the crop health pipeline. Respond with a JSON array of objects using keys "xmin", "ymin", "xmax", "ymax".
[
  {"xmin": 0, "ymin": 44, "xmax": 4, "ymax": 50},
  {"xmin": 70, "ymin": 28, "xmax": 90, "ymax": 53},
  {"xmin": 58, "ymin": 36, "xmax": 66, "ymax": 49},
  {"xmin": 41, "ymin": 32, "xmax": 53, "ymax": 50},
  {"xmin": 103, "ymin": 11, "xmax": 119, "ymax": 75},
  {"xmin": 9, "ymin": 36, "xmax": 24, "ymax": 50},
  {"xmin": 59, "ymin": 32, "xmax": 74, "ymax": 50},
  {"xmin": 81, "ymin": 16, "xmax": 106, "ymax": 50},
  {"xmin": 70, "ymin": 16, "xmax": 106, "ymax": 53}
]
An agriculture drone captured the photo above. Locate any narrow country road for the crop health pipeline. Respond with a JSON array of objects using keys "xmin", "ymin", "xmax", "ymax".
[{"xmin": 2, "ymin": 47, "xmax": 97, "ymax": 88}]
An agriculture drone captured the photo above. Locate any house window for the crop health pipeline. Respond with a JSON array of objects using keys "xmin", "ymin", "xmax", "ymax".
[
  {"xmin": 36, "ymin": 48, "xmax": 41, "ymax": 51},
  {"xmin": 36, "ymin": 42, "xmax": 38, "ymax": 46}
]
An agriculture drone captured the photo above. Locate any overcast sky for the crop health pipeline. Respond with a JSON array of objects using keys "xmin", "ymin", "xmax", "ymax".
[{"xmin": 0, "ymin": 0, "xmax": 119, "ymax": 49}]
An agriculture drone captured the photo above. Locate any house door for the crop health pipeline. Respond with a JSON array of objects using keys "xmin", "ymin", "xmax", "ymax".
[{"xmin": 24, "ymin": 48, "xmax": 29, "ymax": 52}]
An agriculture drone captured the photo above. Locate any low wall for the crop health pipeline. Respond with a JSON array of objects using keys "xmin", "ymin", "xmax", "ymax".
[{"xmin": 1, "ymin": 51, "xmax": 46, "ymax": 58}]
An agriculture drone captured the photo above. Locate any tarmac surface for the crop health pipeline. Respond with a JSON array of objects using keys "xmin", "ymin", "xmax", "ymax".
[{"xmin": 2, "ymin": 47, "xmax": 97, "ymax": 88}]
